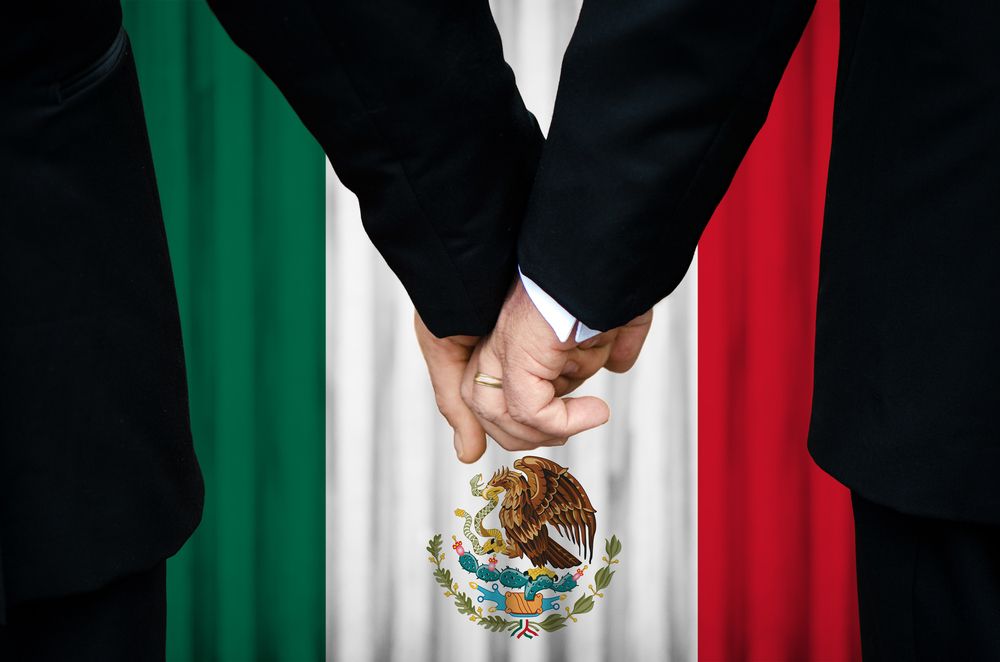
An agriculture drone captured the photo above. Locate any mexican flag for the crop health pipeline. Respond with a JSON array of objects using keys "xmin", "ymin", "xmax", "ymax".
[{"xmin": 125, "ymin": 0, "xmax": 859, "ymax": 659}]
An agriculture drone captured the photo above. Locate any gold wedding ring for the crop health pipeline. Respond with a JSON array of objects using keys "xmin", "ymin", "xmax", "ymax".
[{"xmin": 473, "ymin": 372, "xmax": 503, "ymax": 389}]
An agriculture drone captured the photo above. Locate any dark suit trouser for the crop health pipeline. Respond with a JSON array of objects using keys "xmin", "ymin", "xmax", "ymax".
[
  {"xmin": 0, "ymin": 560, "xmax": 165, "ymax": 661},
  {"xmin": 852, "ymin": 492, "xmax": 1000, "ymax": 660}
]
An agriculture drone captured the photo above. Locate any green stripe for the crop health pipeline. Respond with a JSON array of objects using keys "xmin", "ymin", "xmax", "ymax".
[{"xmin": 124, "ymin": 3, "xmax": 326, "ymax": 659}]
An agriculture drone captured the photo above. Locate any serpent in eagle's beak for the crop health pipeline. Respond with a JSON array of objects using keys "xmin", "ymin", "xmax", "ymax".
[{"xmin": 482, "ymin": 486, "xmax": 504, "ymax": 501}]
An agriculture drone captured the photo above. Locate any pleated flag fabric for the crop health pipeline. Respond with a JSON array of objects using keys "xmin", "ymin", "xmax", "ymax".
[{"xmin": 125, "ymin": 0, "xmax": 860, "ymax": 659}]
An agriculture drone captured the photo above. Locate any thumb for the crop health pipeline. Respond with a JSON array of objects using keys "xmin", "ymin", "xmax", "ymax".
[
  {"xmin": 503, "ymin": 361, "xmax": 611, "ymax": 438},
  {"xmin": 448, "ymin": 403, "xmax": 488, "ymax": 463},
  {"xmin": 414, "ymin": 312, "xmax": 487, "ymax": 463},
  {"xmin": 429, "ymin": 355, "xmax": 487, "ymax": 463}
]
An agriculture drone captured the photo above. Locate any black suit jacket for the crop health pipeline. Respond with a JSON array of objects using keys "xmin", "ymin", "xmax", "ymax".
[
  {"xmin": 0, "ymin": 0, "xmax": 541, "ymax": 620},
  {"xmin": 517, "ymin": 0, "xmax": 1000, "ymax": 524}
]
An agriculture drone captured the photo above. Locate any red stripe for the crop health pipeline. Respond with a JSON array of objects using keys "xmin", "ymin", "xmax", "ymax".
[{"xmin": 698, "ymin": 1, "xmax": 860, "ymax": 659}]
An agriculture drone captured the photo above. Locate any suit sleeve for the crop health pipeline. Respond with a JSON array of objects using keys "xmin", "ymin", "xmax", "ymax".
[
  {"xmin": 517, "ymin": 0, "xmax": 816, "ymax": 331},
  {"xmin": 206, "ymin": 0, "xmax": 543, "ymax": 337}
]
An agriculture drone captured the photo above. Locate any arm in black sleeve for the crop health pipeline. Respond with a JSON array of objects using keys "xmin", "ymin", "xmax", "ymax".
[
  {"xmin": 206, "ymin": 0, "xmax": 543, "ymax": 337},
  {"xmin": 517, "ymin": 0, "xmax": 816, "ymax": 330}
]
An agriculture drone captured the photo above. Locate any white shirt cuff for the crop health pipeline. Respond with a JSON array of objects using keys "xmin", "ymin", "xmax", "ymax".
[{"xmin": 518, "ymin": 267, "xmax": 602, "ymax": 343}]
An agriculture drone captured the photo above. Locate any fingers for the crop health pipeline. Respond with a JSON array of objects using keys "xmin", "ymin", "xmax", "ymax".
[
  {"xmin": 549, "ymin": 340, "xmax": 613, "ymax": 396},
  {"xmin": 605, "ymin": 309, "xmax": 653, "ymax": 373},
  {"xmin": 416, "ymin": 303, "xmax": 650, "ymax": 462},
  {"xmin": 460, "ymin": 343, "xmax": 568, "ymax": 451},
  {"xmin": 414, "ymin": 312, "xmax": 486, "ymax": 463},
  {"xmin": 563, "ymin": 343, "xmax": 614, "ymax": 381},
  {"xmin": 504, "ymin": 364, "xmax": 610, "ymax": 438},
  {"xmin": 552, "ymin": 375, "xmax": 586, "ymax": 397},
  {"xmin": 440, "ymin": 372, "xmax": 488, "ymax": 463},
  {"xmin": 478, "ymin": 416, "xmax": 568, "ymax": 451},
  {"xmin": 462, "ymin": 338, "xmax": 609, "ymax": 446},
  {"xmin": 458, "ymin": 278, "xmax": 611, "ymax": 449}
]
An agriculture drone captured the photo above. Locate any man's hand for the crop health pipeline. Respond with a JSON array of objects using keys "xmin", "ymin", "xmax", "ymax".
[
  {"xmin": 414, "ymin": 306, "xmax": 606, "ymax": 463},
  {"xmin": 458, "ymin": 280, "xmax": 652, "ymax": 454}
]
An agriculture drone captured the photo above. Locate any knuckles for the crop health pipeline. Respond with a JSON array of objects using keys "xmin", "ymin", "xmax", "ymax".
[
  {"xmin": 466, "ymin": 392, "xmax": 498, "ymax": 423},
  {"xmin": 496, "ymin": 437, "xmax": 522, "ymax": 451},
  {"xmin": 506, "ymin": 401, "xmax": 536, "ymax": 426}
]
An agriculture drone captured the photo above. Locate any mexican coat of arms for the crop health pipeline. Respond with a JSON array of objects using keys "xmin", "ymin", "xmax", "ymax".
[{"xmin": 427, "ymin": 455, "xmax": 622, "ymax": 640}]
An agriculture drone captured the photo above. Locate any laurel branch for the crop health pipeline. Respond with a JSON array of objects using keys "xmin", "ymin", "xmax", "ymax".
[{"xmin": 427, "ymin": 533, "xmax": 622, "ymax": 636}]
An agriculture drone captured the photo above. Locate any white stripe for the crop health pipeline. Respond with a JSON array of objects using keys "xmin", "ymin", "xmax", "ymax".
[{"xmin": 327, "ymin": 2, "xmax": 697, "ymax": 659}]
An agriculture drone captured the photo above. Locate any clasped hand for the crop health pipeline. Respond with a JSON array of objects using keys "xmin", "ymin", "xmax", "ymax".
[{"xmin": 416, "ymin": 279, "xmax": 652, "ymax": 462}]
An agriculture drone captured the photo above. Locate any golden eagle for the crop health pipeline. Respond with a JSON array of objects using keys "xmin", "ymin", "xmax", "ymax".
[{"xmin": 481, "ymin": 456, "xmax": 596, "ymax": 569}]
